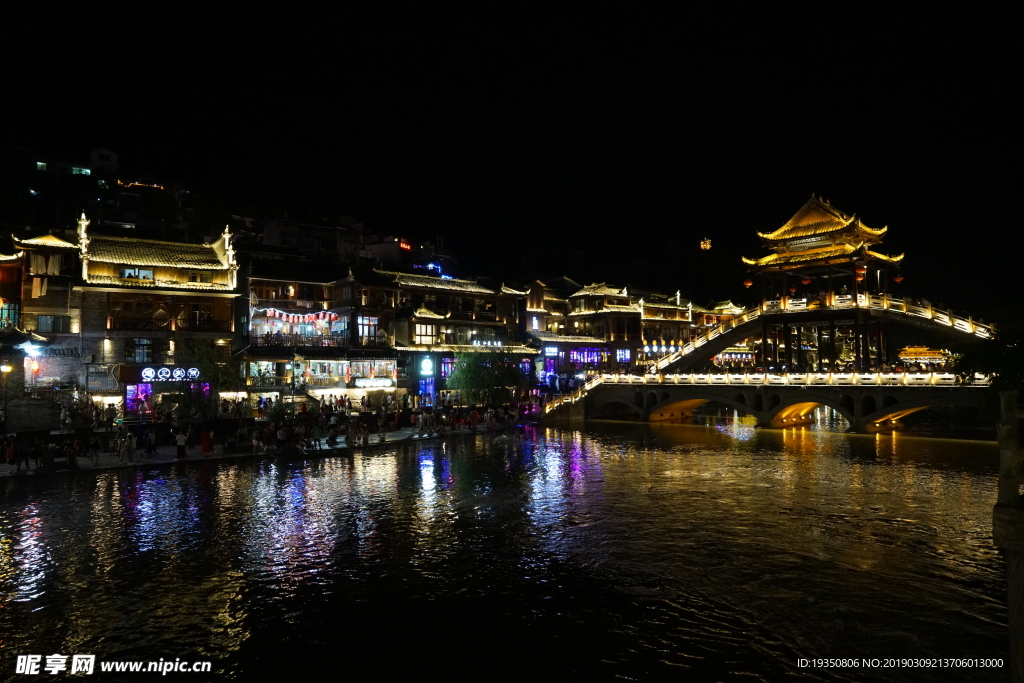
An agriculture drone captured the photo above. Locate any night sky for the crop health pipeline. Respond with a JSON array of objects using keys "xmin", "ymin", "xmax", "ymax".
[{"xmin": 5, "ymin": 15, "xmax": 1015, "ymax": 320}]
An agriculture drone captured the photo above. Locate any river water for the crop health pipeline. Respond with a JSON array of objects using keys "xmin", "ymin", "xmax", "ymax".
[{"xmin": 0, "ymin": 423, "xmax": 1008, "ymax": 681}]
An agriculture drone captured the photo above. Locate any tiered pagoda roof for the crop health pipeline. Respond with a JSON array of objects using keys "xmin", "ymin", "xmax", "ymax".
[{"xmin": 742, "ymin": 195, "xmax": 903, "ymax": 272}]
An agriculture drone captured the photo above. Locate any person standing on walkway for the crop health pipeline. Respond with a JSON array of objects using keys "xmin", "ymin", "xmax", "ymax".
[
  {"xmin": 175, "ymin": 430, "xmax": 187, "ymax": 460},
  {"xmin": 12, "ymin": 439, "xmax": 29, "ymax": 471},
  {"xmin": 124, "ymin": 432, "xmax": 136, "ymax": 463},
  {"xmin": 89, "ymin": 435, "xmax": 101, "ymax": 466},
  {"xmin": 201, "ymin": 428, "xmax": 213, "ymax": 457}
]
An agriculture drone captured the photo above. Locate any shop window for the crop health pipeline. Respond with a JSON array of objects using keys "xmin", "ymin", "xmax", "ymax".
[
  {"xmin": 38, "ymin": 315, "xmax": 71, "ymax": 333},
  {"xmin": 616, "ymin": 349, "xmax": 631, "ymax": 362}
]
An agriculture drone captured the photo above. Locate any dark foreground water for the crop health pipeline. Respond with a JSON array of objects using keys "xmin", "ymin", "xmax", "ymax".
[{"xmin": 0, "ymin": 423, "xmax": 1008, "ymax": 681}]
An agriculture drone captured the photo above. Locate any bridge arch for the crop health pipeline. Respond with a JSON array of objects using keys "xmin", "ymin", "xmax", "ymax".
[
  {"xmin": 591, "ymin": 395, "xmax": 646, "ymax": 420},
  {"xmin": 768, "ymin": 392, "xmax": 855, "ymax": 430},
  {"xmin": 646, "ymin": 392, "xmax": 757, "ymax": 422},
  {"xmin": 861, "ymin": 394, "xmax": 986, "ymax": 431}
]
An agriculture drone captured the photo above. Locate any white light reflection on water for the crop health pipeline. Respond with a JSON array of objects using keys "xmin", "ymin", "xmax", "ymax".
[{"xmin": 4, "ymin": 504, "xmax": 48, "ymax": 602}]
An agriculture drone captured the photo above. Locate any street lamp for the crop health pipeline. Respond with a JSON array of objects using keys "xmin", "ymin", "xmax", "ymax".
[{"xmin": 1, "ymin": 363, "xmax": 12, "ymax": 434}]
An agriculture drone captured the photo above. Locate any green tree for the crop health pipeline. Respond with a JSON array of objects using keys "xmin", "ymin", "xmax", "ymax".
[
  {"xmin": 950, "ymin": 322, "xmax": 1024, "ymax": 389},
  {"xmin": 445, "ymin": 352, "xmax": 529, "ymax": 406}
]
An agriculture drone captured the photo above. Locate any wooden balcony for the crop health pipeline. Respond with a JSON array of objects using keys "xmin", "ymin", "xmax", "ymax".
[{"xmin": 108, "ymin": 317, "xmax": 232, "ymax": 332}]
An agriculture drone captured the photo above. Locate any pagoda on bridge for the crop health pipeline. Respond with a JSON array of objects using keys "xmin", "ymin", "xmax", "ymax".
[
  {"xmin": 741, "ymin": 195, "xmax": 903, "ymax": 306},
  {"xmin": 737, "ymin": 196, "xmax": 906, "ymax": 373}
]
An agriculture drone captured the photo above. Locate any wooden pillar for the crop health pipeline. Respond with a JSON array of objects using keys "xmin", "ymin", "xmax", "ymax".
[
  {"xmin": 816, "ymin": 325, "xmax": 823, "ymax": 372},
  {"xmin": 761, "ymin": 317, "xmax": 768, "ymax": 369},
  {"xmin": 796, "ymin": 326, "xmax": 804, "ymax": 370},
  {"xmin": 853, "ymin": 314, "xmax": 862, "ymax": 371},
  {"xmin": 783, "ymin": 323, "xmax": 791, "ymax": 368},
  {"xmin": 829, "ymin": 318, "xmax": 837, "ymax": 371}
]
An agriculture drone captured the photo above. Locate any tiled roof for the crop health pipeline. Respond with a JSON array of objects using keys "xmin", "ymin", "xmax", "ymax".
[
  {"xmin": 88, "ymin": 236, "xmax": 227, "ymax": 269},
  {"xmin": 83, "ymin": 274, "xmax": 233, "ymax": 291},
  {"xmin": 570, "ymin": 283, "xmax": 626, "ymax": 297},
  {"xmin": 742, "ymin": 245, "xmax": 856, "ymax": 266},
  {"xmin": 501, "ymin": 285, "xmax": 527, "ymax": 295},
  {"xmin": 757, "ymin": 196, "xmax": 886, "ymax": 242},
  {"xmin": 709, "ymin": 300, "xmax": 744, "ymax": 312},
  {"xmin": 413, "ymin": 307, "xmax": 446, "ymax": 319},
  {"xmin": 15, "ymin": 234, "xmax": 79, "ymax": 249},
  {"xmin": 374, "ymin": 269, "xmax": 496, "ymax": 294},
  {"xmin": 0, "ymin": 252, "xmax": 22, "ymax": 261},
  {"xmin": 742, "ymin": 243, "xmax": 903, "ymax": 267}
]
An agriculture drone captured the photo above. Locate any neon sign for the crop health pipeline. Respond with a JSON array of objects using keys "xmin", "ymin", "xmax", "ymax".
[{"xmin": 142, "ymin": 366, "xmax": 201, "ymax": 382}]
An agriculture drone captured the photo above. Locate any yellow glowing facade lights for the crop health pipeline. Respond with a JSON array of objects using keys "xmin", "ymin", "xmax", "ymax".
[
  {"xmin": 700, "ymin": 238, "xmax": 712, "ymax": 250},
  {"xmin": 117, "ymin": 180, "xmax": 165, "ymax": 190}
]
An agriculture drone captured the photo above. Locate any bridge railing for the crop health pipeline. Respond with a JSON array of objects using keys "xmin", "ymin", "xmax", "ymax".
[
  {"xmin": 543, "ymin": 372, "xmax": 991, "ymax": 414},
  {"xmin": 596, "ymin": 372, "xmax": 990, "ymax": 387},
  {"xmin": 652, "ymin": 295, "xmax": 992, "ymax": 373}
]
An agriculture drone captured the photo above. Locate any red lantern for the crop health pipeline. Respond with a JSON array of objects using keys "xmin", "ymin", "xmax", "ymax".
[
  {"xmin": 788, "ymin": 285, "xmax": 797, "ymax": 293},
  {"xmin": 893, "ymin": 275, "xmax": 904, "ymax": 283},
  {"xmin": 801, "ymin": 278, "xmax": 812, "ymax": 285},
  {"xmin": 855, "ymin": 265, "xmax": 867, "ymax": 273},
  {"xmin": 855, "ymin": 274, "xmax": 865, "ymax": 282},
  {"xmin": 743, "ymin": 279, "xmax": 753, "ymax": 288}
]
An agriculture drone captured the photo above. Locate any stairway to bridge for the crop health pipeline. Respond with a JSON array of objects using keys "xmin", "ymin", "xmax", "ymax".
[{"xmin": 651, "ymin": 294, "xmax": 992, "ymax": 374}]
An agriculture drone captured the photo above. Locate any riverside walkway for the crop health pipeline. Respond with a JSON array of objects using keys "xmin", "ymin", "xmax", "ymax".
[{"xmin": 0, "ymin": 424, "xmax": 483, "ymax": 479}]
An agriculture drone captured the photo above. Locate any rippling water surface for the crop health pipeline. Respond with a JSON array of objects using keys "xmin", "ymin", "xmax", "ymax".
[{"xmin": 0, "ymin": 424, "xmax": 1007, "ymax": 681}]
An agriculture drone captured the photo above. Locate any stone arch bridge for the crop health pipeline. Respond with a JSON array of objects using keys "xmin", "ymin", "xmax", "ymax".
[{"xmin": 545, "ymin": 373, "xmax": 991, "ymax": 432}]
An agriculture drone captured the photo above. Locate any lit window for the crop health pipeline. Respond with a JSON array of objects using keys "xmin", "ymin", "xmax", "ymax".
[
  {"xmin": 38, "ymin": 315, "xmax": 71, "ymax": 333},
  {"xmin": 415, "ymin": 324, "xmax": 437, "ymax": 345},
  {"xmin": 36, "ymin": 162, "xmax": 47, "ymax": 171},
  {"xmin": 616, "ymin": 349, "xmax": 631, "ymax": 362},
  {"xmin": 122, "ymin": 268, "xmax": 154, "ymax": 280},
  {"xmin": 126, "ymin": 338, "xmax": 153, "ymax": 363},
  {"xmin": 72, "ymin": 167, "xmax": 91, "ymax": 175},
  {"xmin": 531, "ymin": 316, "xmax": 539, "ymax": 330},
  {"xmin": 357, "ymin": 316, "xmax": 379, "ymax": 345}
]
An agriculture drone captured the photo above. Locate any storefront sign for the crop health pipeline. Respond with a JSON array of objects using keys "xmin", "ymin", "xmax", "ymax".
[
  {"xmin": 419, "ymin": 356, "xmax": 434, "ymax": 377},
  {"xmin": 354, "ymin": 378, "xmax": 394, "ymax": 388},
  {"xmin": 139, "ymin": 366, "xmax": 200, "ymax": 382}
]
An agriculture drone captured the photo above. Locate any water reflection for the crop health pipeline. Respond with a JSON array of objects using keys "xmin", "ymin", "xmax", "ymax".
[{"xmin": 0, "ymin": 426, "xmax": 1006, "ymax": 681}]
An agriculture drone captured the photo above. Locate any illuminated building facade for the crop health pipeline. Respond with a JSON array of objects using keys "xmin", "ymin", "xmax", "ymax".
[
  {"xmin": 523, "ymin": 280, "xmax": 736, "ymax": 380},
  {"xmin": 9, "ymin": 214, "xmax": 241, "ymax": 417}
]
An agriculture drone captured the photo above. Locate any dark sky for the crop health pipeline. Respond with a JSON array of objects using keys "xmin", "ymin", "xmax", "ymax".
[{"xmin": 6, "ymin": 14, "xmax": 1015, "ymax": 319}]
